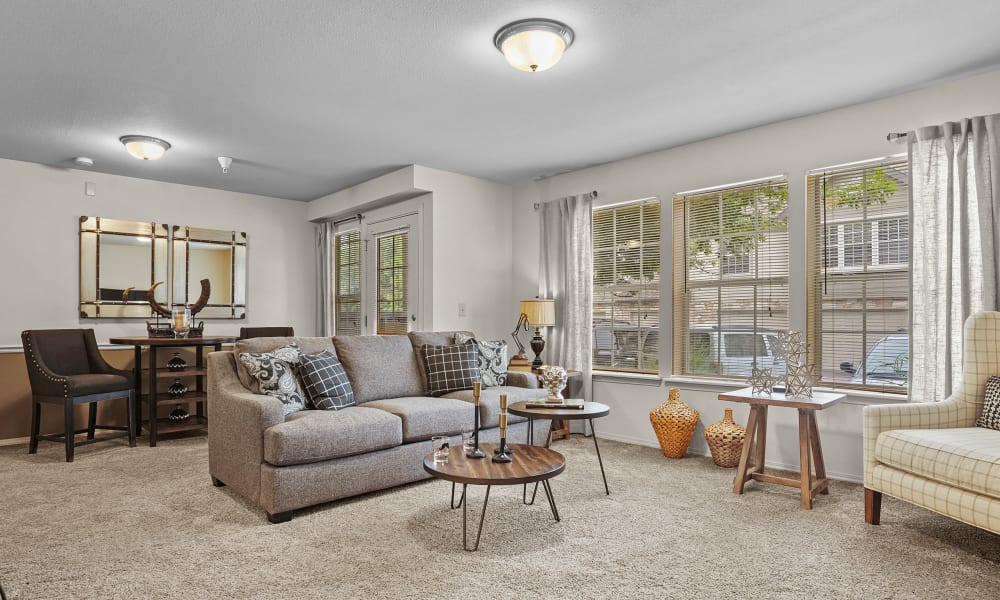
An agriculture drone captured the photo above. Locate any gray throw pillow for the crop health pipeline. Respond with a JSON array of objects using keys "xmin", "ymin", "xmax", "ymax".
[
  {"xmin": 298, "ymin": 350, "xmax": 355, "ymax": 410},
  {"xmin": 976, "ymin": 375, "xmax": 1000, "ymax": 430},
  {"xmin": 455, "ymin": 333, "xmax": 508, "ymax": 387},
  {"xmin": 422, "ymin": 343, "xmax": 481, "ymax": 397},
  {"xmin": 238, "ymin": 343, "xmax": 306, "ymax": 415}
]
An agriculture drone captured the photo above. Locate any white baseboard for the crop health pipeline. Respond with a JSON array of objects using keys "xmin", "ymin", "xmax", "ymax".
[{"xmin": 595, "ymin": 431, "xmax": 863, "ymax": 484}]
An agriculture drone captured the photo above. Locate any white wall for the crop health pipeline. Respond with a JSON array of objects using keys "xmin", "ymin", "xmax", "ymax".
[
  {"xmin": 512, "ymin": 67, "xmax": 1000, "ymax": 482},
  {"xmin": 309, "ymin": 165, "xmax": 514, "ymax": 343},
  {"xmin": 0, "ymin": 158, "xmax": 316, "ymax": 346}
]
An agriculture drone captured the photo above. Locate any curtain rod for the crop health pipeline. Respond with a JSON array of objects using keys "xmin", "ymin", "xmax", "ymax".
[
  {"xmin": 534, "ymin": 190, "xmax": 598, "ymax": 210},
  {"xmin": 886, "ymin": 132, "xmax": 908, "ymax": 141}
]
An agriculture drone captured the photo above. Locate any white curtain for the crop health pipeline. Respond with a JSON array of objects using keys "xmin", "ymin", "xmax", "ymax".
[
  {"xmin": 315, "ymin": 221, "xmax": 336, "ymax": 336},
  {"xmin": 909, "ymin": 113, "xmax": 1000, "ymax": 401},
  {"xmin": 538, "ymin": 192, "xmax": 595, "ymax": 401}
]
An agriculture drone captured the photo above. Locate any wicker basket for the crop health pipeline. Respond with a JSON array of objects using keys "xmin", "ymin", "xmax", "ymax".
[
  {"xmin": 704, "ymin": 409, "xmax": 746, "ymax": 468},
  {"xmin": 649, "ymin": 388, "xmax": 699, "ymax": 459}
]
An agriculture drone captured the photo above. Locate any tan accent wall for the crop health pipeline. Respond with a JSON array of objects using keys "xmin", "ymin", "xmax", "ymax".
[{"xmin": 0, "ymin": 347, "xmax": 215, "ymax": 443}]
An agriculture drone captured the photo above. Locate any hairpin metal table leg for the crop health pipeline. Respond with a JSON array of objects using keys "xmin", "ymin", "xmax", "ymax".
[
  {"xmin": 589, "ymin": 418, "xmax": 610, "ymax": 495},
  {"xmin": 463, "ymin": 484, "xmax": 491, "ymax": 552},
  {"xmin": 451, "ymin": 481, "xmax": 465, "ymax": 509},
  {"xmin": 523, "ymin": 481, "xmax": 540, "ymax": 505},
  {"xmin": 541, "ymin": 479, "xmax": 560, "ymax": 522}
]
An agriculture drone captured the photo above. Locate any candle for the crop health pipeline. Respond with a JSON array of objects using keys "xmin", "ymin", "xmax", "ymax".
[
  {"xmin": 500, "ymin": 393, "xmax": 507, "ymax": 412},
  {"xmin": 174, "ymin": 313, "xmax": 184, "ymax": 329}
]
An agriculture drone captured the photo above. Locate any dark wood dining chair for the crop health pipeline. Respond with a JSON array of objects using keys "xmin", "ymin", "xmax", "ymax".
[
  {"xmin": 21, "ymin": 329, "xmax": 136, "ymax": 462},
  {"xmin": 238, "ymin": 326, "xmax": 294, "ymax": 339}
]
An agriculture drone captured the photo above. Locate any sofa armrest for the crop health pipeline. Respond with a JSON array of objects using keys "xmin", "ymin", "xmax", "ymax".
[
  {"xmin": 506, "ymin": 371, "xmax": 539, "ymax": 389},
  {"xmin": 208, "ymin": 351, "xmax": 285, "ymax": 503},
  {"xmin": 862, "ymin": 395, "xmax": 976, "ymax": 486}
]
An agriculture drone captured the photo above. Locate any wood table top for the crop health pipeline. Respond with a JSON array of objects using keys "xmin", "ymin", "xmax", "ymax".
[
  {"xmin": 508, "ymin": 400, "xmax": 610, "ymax": 420},
  {"xmin": 717, "ymin": 387, "xmax": 845, "ymax": 410},
  {"xmin": 422, "ymin": 443, "xmax": 565, "ymax": 485},
  {"xmin": 108, "ymin": 335, "xmax": 238, "ymax": 346}
]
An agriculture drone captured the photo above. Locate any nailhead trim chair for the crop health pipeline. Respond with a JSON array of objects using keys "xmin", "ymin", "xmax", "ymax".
[
  {"xmin": 21, "ymin": 329, "xmax": 136, "ymax": 462},
  {"xmin": 238, "ymin": 326, "xmax": 294, "ymax": 339}
]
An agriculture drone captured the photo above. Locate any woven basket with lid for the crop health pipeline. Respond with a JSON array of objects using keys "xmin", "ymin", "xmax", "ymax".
[
  {"xmin": 649, "ymin": 388, "xmax": 699, "ymax": 459},
  {"xmin": 704, "ymin": 408, "xmax": 746, "ymax": 468}
]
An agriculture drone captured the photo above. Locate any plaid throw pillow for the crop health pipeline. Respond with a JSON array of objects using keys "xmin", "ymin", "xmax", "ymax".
[
  {"xmin": 298, "ymin": 351, "xmax": 355, "ymax": 410},
  {"xmin": 455, "ymin": 333, "xmax": 507, "ymax": 387},
  {"xmin": 976, "ymin": 375, "xmax": 1000, "ymax": 430},
  {"xmin": 422, "ymin": 343, "xmax": 481, "ymax": 397}
]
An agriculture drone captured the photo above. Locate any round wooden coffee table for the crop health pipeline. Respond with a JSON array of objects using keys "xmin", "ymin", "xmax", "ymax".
[
  {"xmin": 423, "ymin": 442, "xmax": 564, "ymax": 551},
  {"xmin": 508, "ymin": 401, "xmax": 611, "ymax": 495}
]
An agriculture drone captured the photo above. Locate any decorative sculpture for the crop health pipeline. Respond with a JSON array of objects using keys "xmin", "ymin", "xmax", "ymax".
[
  {"xmin": 145, "ymin": 280, "xmax": 211, "ymax": 337},
  {"xmin": 746, "ymin": 330, "xmax": 816, "ymax": 397}
]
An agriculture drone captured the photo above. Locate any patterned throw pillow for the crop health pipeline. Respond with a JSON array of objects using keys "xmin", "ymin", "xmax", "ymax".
[
  {"xmin": 298, "ymin": 351, "xmax": 355, "ymax": 410},
  {"xmin": 975, "ymin": 375, "xmax": 1000, "ymax": 430},
  {"xmin": 238, "ymin": 343, "xmax": 307, "ymax": 415},
  {"xmin": 422, "ymin": 343, "xmax": 481, "ymax": 397},
  {"xmin": 455, "ymin": 333, "xmax": 508, "ymax": 388}
]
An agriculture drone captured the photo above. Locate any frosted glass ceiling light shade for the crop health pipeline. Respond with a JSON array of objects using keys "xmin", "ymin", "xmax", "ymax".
[
  {"xmin": 119, "ymin": 135, "xmax": 171, "ymax": 161},
  {"xmin": 494, "ymin": 18, "xmax": 574, "ymax": 73}
]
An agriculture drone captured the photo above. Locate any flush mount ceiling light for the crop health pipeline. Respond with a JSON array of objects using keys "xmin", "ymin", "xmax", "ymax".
[
  {"xmin": 493, "ymin": 18, "xmax": 574, "ymax": 73},
  {"xmin": 119, "ymin": 135, "xmax": 171, "ymax": 161}
]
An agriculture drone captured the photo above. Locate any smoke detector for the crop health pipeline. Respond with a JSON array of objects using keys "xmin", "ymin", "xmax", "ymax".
[{"xmin": 218, "ymin": 156, "xmax": 232, "ymax": 174}]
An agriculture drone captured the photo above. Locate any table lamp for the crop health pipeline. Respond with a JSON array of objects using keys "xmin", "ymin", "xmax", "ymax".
[{"xmin": 517, "ymin": 298, "xmax": 555, "ymax": 370}]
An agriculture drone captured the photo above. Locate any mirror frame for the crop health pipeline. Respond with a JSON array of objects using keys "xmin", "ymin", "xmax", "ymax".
[
  {"xmin": 79, "ymin": 216, "xmax": 169, "ymax": 318},
  {"xmin": 171, "ymin": 225, "xmax": 248, "ymax": 319}
]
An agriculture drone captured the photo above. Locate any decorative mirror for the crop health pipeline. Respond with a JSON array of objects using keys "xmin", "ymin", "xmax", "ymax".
[
  {"xmin": 79, "ymin": 216, "xmax": 169, "ymax": 318},
  {"xmin": 172, "ymin": 225, "xmax": 247, "ymax": 319}
]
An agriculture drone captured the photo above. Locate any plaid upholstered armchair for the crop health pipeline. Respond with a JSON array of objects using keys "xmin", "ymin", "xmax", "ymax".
[{"xmin": 863, "ymin": 311, "xmax": 1000, "ymax": 534}]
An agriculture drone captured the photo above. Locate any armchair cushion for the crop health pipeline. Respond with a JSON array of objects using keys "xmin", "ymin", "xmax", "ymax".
[
  {"xmin": 874, "ymin": 427, "xmax": 1000, "ymax": 499},
  {"xmin": 66, "ymin": 374, "xmax": 131, "ymax": 396}
]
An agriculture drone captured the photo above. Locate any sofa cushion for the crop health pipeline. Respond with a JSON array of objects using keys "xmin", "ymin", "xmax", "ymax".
[
  {"xmin": 238, "ymin": 343, "xmax": 307, "ymax": 415},
  {"xmin": 263, "ymin": 406, "xmax": 402, "ymax": 466},
  {"xmin": 298, "ymin": 350, "xmax": 355, "ymax": 410},
  {"xmin": 976, "ymin": 375, "xmax": 1000, "ymax": 430},
  {"xmin": 408, "ymin": 331, "xmax": 475, "ymax": 393},
  {"xmin": 442, "ymin": 386, "xmax": 547, "ymax": 428},
  {"xmin": 875, "ymin": 427, "xmax": 1000, "ymax": 499},
  {"xmin": 234, "ymin": 337, "xmax": 336, "ymax": 391},
  {"xmin": 364, "ymin": 397, "xmax": 474, "ymax": 442},
  {"xmin": 333, "ymin": 335, "xmax": 424, "ymax": 403},
  {"xmin": 422, "ymin": 343, "xmax": 481, "ymax": 396},
  {"xmin": 455, "ymin": 333, "xmax": 508, "ymax": 388}
]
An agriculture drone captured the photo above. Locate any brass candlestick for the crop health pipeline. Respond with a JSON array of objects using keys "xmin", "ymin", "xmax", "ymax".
[
  {"xmin": 493, "ymin": 393, "xmax": 513, "ymax": 462},
  {"xmin": 467, "ymin": 382, "xmax": 486, "ymax": 459}
]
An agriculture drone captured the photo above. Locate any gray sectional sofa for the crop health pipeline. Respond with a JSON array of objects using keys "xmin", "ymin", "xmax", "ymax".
[{"xmin": 207, "ymin": 330, "xmax": 549, "ymax": 522}]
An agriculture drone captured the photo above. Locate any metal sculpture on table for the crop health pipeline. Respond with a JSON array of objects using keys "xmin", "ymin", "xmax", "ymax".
[{"xmin": 746, "ymin": 330, "xmax": 815, "ymax": 397}]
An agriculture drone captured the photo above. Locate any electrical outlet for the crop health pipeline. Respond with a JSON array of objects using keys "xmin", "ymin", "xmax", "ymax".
[{"xmin": 458, "ymin": 303, "xmax": 467, "ymax": 317}]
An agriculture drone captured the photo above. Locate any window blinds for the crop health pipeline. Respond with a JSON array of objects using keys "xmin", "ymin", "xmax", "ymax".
[
  {"xmin": 334, "ymin": 230, "xmax": 362, "ymax": 336},
  {"xmin": 672, "ymin": 178, "xmax": 789, "ymax": 379},
  {"xmin": 806, "ymin": 158, "xmax": 909, "ymax": 393},
  {"xmin": 376, "ymin": 231, "xmax": 409, "ymax": 335},
  {"xmin": 592, "ymin": 199, "xmax": 661, "ymax": 373}
]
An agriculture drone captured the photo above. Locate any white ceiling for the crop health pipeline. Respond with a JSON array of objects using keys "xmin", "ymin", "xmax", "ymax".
[{"xmin": 3, "ymin": 1, "xmax": 1000, "ymax": 201}]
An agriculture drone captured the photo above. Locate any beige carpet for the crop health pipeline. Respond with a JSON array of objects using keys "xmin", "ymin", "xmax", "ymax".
[{"xmin": 1, "ymin": 434, "xmax": 998, "ymax": 600}]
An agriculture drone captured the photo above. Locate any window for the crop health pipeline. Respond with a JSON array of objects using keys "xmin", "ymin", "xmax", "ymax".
[
  {"xmin": 807, "ymin": 157, "xmax": 909, "ymax": 392},
  {"xmin": 334, "ymin": 230, "xmax": 362, "ymax": 335},
  {"xmin": 672, "ymin": 177, "xmax": 789, "ymax": 379},
  {"xmin": 592, "ymin": 198, "xmax": 660, "ymax": 373},
  {"xmin": 375, "ymin": 231, "xmax": 409, "ymax": 335}
]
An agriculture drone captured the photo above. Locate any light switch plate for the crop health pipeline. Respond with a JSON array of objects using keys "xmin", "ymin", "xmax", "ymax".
[
  {"xmin": 85, "ymin": 181, "xmax": 96, "ymax": 196},
  {"xmin": 458, "ymin": 303, "xmax": 467, "ymax": 317}
]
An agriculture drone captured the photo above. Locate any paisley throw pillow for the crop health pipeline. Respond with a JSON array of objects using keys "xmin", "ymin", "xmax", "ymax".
[
  {"xmin": 238, "ymin": 343, "xmax": 307, "ymax": 415},
  {"xmin": 455, "ymin": 333, "xmax": 508, "ymax": 387}
]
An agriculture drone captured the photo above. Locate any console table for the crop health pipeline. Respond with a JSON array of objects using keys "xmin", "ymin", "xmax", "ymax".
[
  {"xmin": 109, "ymin": 336, "xmax": 236, "ymax": 446},
  {"xmin": 718, "ymin": 387, "xmax": 844, "ymax": 509}
]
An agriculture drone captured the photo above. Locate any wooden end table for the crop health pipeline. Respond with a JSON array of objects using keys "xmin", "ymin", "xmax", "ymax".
[
  {"xmin": 423, "ymin": 443, "xmax": 564, "ymax": 551},
  {"xmin": 508, "ymin": 400, "xmax": 611, "ymax": 495},
  {"xmin": 718, "ymin": 387, "xmax": 845, "ymax": 509}
]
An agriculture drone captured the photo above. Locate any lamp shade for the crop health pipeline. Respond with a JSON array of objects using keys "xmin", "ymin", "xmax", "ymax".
[
  {"xmin": 119, "ymin": 135, "xmax": 171, "ymax": 161},
  {"xmin": 520, "ymin": 298, "xmax": 555, "ymax": 327}
]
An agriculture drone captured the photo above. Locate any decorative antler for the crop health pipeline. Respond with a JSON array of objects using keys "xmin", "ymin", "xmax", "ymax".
[
  {"xmin": 121, "ymin": 287, "xmax": 134, "ymax": 304},
  {"xmin": 147, "ymin": 281, "xmax": 171, "ymax": 317},
  {"xmin": 147, "ymin": 279, "xmax": 212, "ymax": 317}
]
